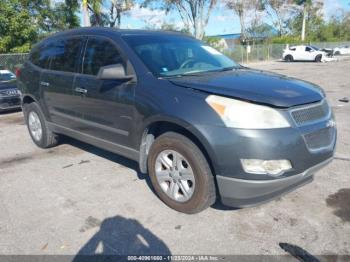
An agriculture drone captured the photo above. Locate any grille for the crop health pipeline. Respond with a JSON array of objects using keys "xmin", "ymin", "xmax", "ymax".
[
  {"xmin": 303, "ymin": 127, "xmax": 335, "ymax": 150},
  {"xmin": 291, "ymin": 100, "xmax": 329, "ymax": 126},
  {"xmin": 0, "ymin": 89, "xmax": 20, "ymax": 97}
]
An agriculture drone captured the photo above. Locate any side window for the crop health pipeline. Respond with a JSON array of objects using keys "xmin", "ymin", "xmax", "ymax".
[
  {"xmin": 305, "ymin": 46, "xmax": 312, "ymax": 52},
  {"xmin": 49, "ymin": 37, "xmax": 84, "ymax": 73},
  {"xmin": 30, "ymin": 44, "xmax": 50, "ymax": 69},
  {"xmin": 83, "ymin": 38, "xmax": 123, "ymax": 76}
]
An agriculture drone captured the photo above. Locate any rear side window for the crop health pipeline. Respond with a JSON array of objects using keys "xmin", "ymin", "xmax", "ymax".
[
  {"xmin": 82, "ymin": 38, "xmax": 123, "ymax": 76},
  {"xmin": 48, "ymin": 37, "xmax": 84, "ymax": 73},
  {"xmin": 30, "ymin": 45, "xmax": 50, "ymax": 69}
]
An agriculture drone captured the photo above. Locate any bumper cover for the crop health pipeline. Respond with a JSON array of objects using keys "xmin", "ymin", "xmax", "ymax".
[
  {"xmin": 217, "ymin": 157, "xmax": 333, "ymax": 207},
  {"xmin": 0, "ymin": 96, "xmax": 21, "ymax": 110}
]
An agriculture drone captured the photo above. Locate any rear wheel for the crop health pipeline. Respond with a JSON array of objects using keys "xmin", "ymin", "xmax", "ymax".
[
  {"xmin": 285, "ymin": 55, "xmax": 293, "ymax": 62},
  {"xmin": 23, "ymin": 102, "xmax": 59, "ymax": 148},
  {"xmin": 148, "ymin": 132, "xmax": 216, "ymax": 214},
  {"xmin": 334, "ymin": 51, "xmax": 340, "ymax": 56}
]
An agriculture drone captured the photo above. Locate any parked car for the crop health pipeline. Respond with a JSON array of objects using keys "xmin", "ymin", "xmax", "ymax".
[
  {"xmin": 283, "ymin": 45, "xmax": 326, "ymax": 62},
  {"xmin": 17, "ymin": 28, "xmax": 336, "ymax": 213},
  {"xmin": 0, "ymin": 69, "xmax": 21, "ymax": 112},
  {"xmin": 333, "ymin": 46, "xmax": 350, "ymax": 55}
]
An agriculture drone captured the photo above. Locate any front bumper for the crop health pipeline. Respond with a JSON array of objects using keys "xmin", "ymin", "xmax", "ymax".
[
  {"xmin": 0, "ymin": 96, "xmax": 21, "ymax": 111},
  {"xmin": 194, "ymin": 100, "xmax": 336, "ymax": 208},
  {"xmin": 217, "ymin": 157, "xmax": 333, "ymax": 207}
]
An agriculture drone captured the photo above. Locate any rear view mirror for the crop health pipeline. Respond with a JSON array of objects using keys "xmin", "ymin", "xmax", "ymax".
[{"xmin": 97, "ymin": 64, "xmax": 134, "ymax": 80}]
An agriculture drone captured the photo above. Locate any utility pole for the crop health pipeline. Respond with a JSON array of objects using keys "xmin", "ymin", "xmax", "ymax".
[
  {"xmin": 82, "ymin": 0, "xmax": 91, "ymax": 27},
  {"xmin": 301, "ymin": 7, "xmax": 306, "ymax": 41}
]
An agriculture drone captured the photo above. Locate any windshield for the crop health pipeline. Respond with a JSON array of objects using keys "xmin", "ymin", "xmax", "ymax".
[
  {"xmin": 122, "ymin": 35, "xmax": 240, "ymax": 77},
  {"xmin": 311, "ymin": 46, "xmax": 319, "ymax": 51},
  {"xmin": 0, "ymin": 72, "xmax": 16, "ymax": 82}
]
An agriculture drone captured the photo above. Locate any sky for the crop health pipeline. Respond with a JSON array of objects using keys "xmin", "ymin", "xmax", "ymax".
[{"xmin": 79, "ymin": 0, "xmax": 350, "ymax": 36}]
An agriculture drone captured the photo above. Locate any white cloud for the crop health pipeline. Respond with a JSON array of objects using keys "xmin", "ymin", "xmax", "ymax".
[{"xmin": 126, "ymin": 4, "xmax": 167, "ymax": 28}]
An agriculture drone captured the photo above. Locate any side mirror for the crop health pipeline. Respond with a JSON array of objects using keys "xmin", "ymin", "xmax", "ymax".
[{"xmin": 97, "ymin": 64, "xmax": 134, "ymax": 80}]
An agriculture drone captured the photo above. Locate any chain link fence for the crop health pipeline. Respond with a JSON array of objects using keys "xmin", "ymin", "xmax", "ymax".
[
  {"xmin": 0, "ymin": 41, "xmax": 349, "ymax": 71},
  {"xmin": 0, "ymin": 53, "xmax": 29, "ymax": 72},
  {"xmin": 220, "ymin": 42, "xmax": 350, "ymax": 64}
]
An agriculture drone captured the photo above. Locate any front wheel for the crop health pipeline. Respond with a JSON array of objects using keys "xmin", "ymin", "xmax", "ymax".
[
  {"xmin": 148, "ymin": 132, "xmax": 216, "ymax": 214},
  {"xmin": 315, "ymin": 54, "xmax": 322, "ymax": 62}
]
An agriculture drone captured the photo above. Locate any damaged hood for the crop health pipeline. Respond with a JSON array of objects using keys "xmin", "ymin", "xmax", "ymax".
[{"xmin": 169, "ymin": 69, "xmax": 324, "ymax": 108}]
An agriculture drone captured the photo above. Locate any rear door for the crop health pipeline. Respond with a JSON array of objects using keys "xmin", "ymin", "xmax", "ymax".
[
  {"xmin": 72, "ymin": 36, "xmax": 136, "ymax": 148},
  {"xmin": 293, "ymin": 46, "xmax": 304, "ymax": 60},
  {"xmin": 40, "ymin": 36, "xmax": 85, "ymax": 127}
]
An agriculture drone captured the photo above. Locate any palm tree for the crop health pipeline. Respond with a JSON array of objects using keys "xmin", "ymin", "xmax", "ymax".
[
  {"xmin": 80, "ymin": 0, "xmax": 104, "ymax": 26},
  {"xmin": 82, "ymin": 0, "xmax": 90, "ymax": 26}
]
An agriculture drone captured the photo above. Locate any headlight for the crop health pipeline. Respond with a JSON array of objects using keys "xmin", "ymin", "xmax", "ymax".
[{"xmin": 206, "ymin": 95, "xmax": 290, "ymax": 129}]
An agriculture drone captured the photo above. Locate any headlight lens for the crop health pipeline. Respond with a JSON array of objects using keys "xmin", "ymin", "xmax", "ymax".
[{"xmin": 206, "ymin": 95, "xmax": 290, "ymax": 129}]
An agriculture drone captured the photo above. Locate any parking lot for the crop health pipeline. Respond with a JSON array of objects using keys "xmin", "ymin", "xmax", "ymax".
[{"xmin": 0, "ymin": 60, "xmax": 349, "ymax": 257}]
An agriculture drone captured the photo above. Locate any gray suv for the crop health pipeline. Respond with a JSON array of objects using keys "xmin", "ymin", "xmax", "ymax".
[{"xmin": 17, "ymin": 28, "xmax": 336, "ymax": 213}]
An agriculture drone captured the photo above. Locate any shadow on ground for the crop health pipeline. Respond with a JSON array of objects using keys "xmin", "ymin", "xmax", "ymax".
[
  {"xmin": 73, "ymin": 215, "xmax": 171, "ymax": 261},
  {"xmin": 61, "ymin": 136, "xmax": 155, "ymax": 193},
  {"xmin": 326, "ymin": 188, "xmax": 350, "ymax": 223},
  {"xmin": 279, "ymin": 243, "xmax": 319, "ymax": 262},
  {"xmin": 62, "ymin": 136, "xmax": 240, "ymax": 213},
  {"xmin": 0, "ymin": 108, "xmax": 21, "ymax": 115}
]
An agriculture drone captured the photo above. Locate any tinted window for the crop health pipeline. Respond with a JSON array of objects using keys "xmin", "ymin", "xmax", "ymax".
[
  {"xmin": 30, "ymin": 44, "xmax": 50, "ymax": 68},
  {"xmin": 83, "ymin": 38, "xmax": 123, "ymax": 75},
  {"xmin": 305, "ymin": 46, "xmax": 312, "ymax": 52},
  {"xmin": 0, "ymin": 72, "xmax": 16, "ymax": 81},
  {"xmin": 123, "ymin": 35, "xmax": 238, "ymax": 77},
  {"xmin": 48, "ymin": 37, "xmax": 84, "ymax": 72}
]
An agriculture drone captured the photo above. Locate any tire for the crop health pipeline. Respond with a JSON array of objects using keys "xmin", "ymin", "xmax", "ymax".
[
  {"xmin": 334, "ymin": 51, "xmax": 340, "ymax": 56},
  {"xmin": 285, "ymin": 55, "xmax": 293, "ymax": 62},
  {"xmin": 148, "ymin": 132, "xmax": 216, "ymax": 214},
  {"xmin": 23, "ymin": 102, "xmax": 59, "ymax": 148},
  {"xmin": 315, "ymin": 54, "xmax": 322, "ymax": 62}
]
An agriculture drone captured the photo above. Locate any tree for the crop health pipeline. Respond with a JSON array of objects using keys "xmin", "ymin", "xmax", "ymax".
[
  {"xmin": 109, "ymin": 0, "xmax": 134, "ymax": 28},
  {"xmin": 51, "ymin": 0, "xmax": 80, "ymax": 30},
  {"xmin": 0, "ymin": 0, "xmax": 37, "ymax": 52},
  {"xmin": 294, "ymin": 0, "xmax": 312, "ymax": 41},
  {"xmin": 288, "ymin": 0, "xmax": 323, "ymax": 41},
  {"xmin": 0, "ymin": 0, "xmax": 79, "ymax": 53},
  {"xmin": 87, "ymin": 0, "xmax": 104, "ymax": 26},
  {"xmin": 79, "ymin": 0, "xmax": 104, "ymax": 26},
  {"xmin": 143, "ymin": 0, "xmax": 217, "ymax": 39},
  {"xmin": 224, "ymin": 0, "xmax": 261, "ymax": 41},
  {"xmin": 264, "ymin": 0, "xmax": 295, "ymax": 36}
]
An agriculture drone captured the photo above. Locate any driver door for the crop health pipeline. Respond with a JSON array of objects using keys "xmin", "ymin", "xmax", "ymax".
[
  {"xmin": 72, "ymin": 36, "xmax": 136, "ymax": 148},
  {"xmin": 304, "ymin": 46, "xmax": 315, "ymax": 61}
]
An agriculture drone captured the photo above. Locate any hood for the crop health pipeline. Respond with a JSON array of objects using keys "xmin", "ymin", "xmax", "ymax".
[
  {"xmin": 0, "ymin": 80, "xmax": 17, "ymax": 91},
  {"xmin": 169, "ymin": 69, "xmax": 324, "ymax": 108}
]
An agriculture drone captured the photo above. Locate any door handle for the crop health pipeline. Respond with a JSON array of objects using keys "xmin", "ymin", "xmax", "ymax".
[
  {"xmin": 75, "ymin": 87, "xmax": 88, "ymax": 94},
  {"xmin": 40, "ymin": 81, "xmax": 50, "ymax": 87}
]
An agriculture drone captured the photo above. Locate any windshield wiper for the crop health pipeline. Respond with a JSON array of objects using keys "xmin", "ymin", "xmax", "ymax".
[{"xmin": 160, "ymin": 66, "xmax": 239, "ymax": 79}]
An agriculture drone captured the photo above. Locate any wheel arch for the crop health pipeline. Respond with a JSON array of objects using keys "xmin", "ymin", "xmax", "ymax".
[
  {"xmin": 138, "ymin": 118, "xmax": 217, "ymax": 177},
  {"xmin": 22, "ymin": 94, "xmax": 37, "ymax": 106},
  {"xmin": 21, "ymin": 94, "xmax": 51, "ymax": 121}
]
